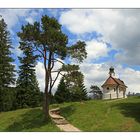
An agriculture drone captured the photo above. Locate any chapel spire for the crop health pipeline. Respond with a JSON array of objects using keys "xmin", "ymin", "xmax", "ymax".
[{"xmin": 109, "ymin": 66, "xmax": 115, "ymax": 77}]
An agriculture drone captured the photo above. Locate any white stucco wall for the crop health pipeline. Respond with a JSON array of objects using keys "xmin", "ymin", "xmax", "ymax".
[
  {"xmin": 102, "ymin": 85, "xmax": 117, "ymax": 99},
  {"xmin": 102, "ymin": 85, "xmax": 126, "ymax": 99},
  {"xmin": 118, "ymin": 87, "xmax": 127, "ymax": 98},
  {"xmin": 118, "ymin": 90, "xmax": 123, "ymax": 98}
]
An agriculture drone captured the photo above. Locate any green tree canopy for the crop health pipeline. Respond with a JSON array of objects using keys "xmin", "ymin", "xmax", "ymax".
[
  {"xmin": 55, "ymin": 69, "xmax": 87, "ymax": 103},
  {"xmin": 54, "ymin": 77, "xmax": 70, "ymax": 103},
  {"xmin": 89, "ymin": 85, "xmax": 103, "ymax": 99},
  {"xmin": 0, "ymin": 17, "xmax": 15, "ymax": 88},
  {"xmin": 17, "ymin": 15, "xmax": 87, "ymax": 120},
  {"xmin": 16, "ymin": 42, "xmax": 41, "ymax": 108},
  {"xmin": 0, "ymin": 17, "xmax": 16, "ymax": 112}
]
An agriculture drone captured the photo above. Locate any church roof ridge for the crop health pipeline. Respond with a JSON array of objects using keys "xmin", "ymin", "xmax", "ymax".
[{"xmin": 101, "ymin": 76, "xmax": 127, "ymax": 88}]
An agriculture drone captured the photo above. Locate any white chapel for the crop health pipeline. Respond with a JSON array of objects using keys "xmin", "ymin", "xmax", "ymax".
[{"xmin": 101, "ymin": 67, "xmax": 127, "ymax": 99}]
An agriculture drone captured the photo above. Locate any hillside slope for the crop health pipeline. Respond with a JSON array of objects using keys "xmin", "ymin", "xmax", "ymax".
[
  {"xmin": 53, "ymin": 96, "xmax": 140, "ymax": 131},
  {"xmin": 0, "ymin": 108, "xmax": 60, "ymax": 132},
  {"xmin": 1, "ymin": 97, "xmax": 140, "ymax": 132}
]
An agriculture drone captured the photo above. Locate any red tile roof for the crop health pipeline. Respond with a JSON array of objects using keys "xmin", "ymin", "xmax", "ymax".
[{"xmin": 101, "ymin": 76, "xmax": 127, "ymax": 88}]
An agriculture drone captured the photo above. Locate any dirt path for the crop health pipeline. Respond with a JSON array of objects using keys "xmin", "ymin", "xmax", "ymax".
[{"xmin": 49, "ymin": 108, "xmax": 81, "ymax": 132}]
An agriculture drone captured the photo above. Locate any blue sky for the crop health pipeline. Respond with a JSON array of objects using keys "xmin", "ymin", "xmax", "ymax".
[
  {"xmin": 3, "ymin": 9, "xmax": 116, "ymax": 66},
  {"xmin": 1, "ymin": 9, "xmax": 140, "ymax": 92}
]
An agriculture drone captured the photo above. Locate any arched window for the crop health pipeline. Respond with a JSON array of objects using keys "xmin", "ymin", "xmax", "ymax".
[{"xmin": 107, "ymin": 87, "xmax": 109, "ymax": 90}]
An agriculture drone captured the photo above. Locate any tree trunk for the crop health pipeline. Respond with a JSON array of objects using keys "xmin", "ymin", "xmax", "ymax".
[
  {"xmin": 43, "ymin": 69, "xmax": 50, "ymax": 121},
  {"xmin": 43, "ymin": 48, "xmax": 50, "ymax": 121}
]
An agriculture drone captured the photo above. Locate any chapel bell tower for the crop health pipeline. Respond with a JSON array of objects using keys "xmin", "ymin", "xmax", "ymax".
[{"xmin": 109, "ymin": 66, "xmax": 115, "ymax": 77}]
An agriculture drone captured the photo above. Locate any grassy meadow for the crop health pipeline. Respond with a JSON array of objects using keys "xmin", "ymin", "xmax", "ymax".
[
  {"xmin": 0, "ymin": 107, "xmax": 60, "ymax": 132},
  {"xmin": 52, "ymin": 96, "xmax": 140, "ymax": 131},
  {"xmin": 0, "ymin": 96, "xmax": 140, "ymax": 132}
]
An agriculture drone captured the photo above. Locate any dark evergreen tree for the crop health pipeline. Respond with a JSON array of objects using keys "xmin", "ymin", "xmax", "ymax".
[
  {"xmin": 0, "ymin": 17, "xmax": 16, "ymax": 111},
  {"xmin": 16, "ymin": 43, "xmax": 41, "ymax": 108},
  {"xmin": 89, "ymin": 85, "xmax": 103, "ymax": 99},
  {"xmin": 54, "ymin": 77, "xmax": 70, "ymax": 103},
  {"xmin": 77, "ymin": 82, "xmax": 88, "ymax": 101},
  {"xmin": 0, "ymin": 17, "xmax": 15, "ymax": 87},
  {"xmin": 55, "ymin": 71, "xmax": 87, "ymax": 103},
  {"xmin": 66, "ymin": 71, "xmax": 87, "ymax": 102},
  {"xmin": 1, "ymin": 87, "xmax": 17, "ymax": 111}
]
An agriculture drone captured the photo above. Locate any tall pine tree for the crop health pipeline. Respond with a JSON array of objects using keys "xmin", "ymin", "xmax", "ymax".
[
  {"xmin": 55, "ymin": 71, "xmax": 87, "ymax": 103},
  {"xmin": 89, "ymin": 85, "xmax": 103, "ymax": 99},
  {"xmin": 54, "ymin": 77, "xmax": 70, "ymax": 103},
  {"xmin": 0, "ymin": 17, "xmax": 15, "ymax": 87},
  {"xmin": 0, "ymin": 17, "xmax": 16, "ymax": 111},
  {"xmin": 67, "ymin": 71, "xmax": 87, "ymax": 102},
  {"xmin": 16, "ymin": 43, "xmax": 41, "ymax": 108}
]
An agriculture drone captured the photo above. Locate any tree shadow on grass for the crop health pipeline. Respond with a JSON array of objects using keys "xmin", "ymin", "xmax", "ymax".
[
  {"xmin": 5, "ymin": 108, "xmax": 53, "ymax": 132},
  {"xmin": 60, "ymin": 105, "xmax": 76, "ymax": 118},
  {"xmin": 113, "ymin": 100, "xmax": 140, "ymax": 123}
]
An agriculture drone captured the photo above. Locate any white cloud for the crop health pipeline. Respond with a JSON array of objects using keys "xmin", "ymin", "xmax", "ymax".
[
  {"xmin": 0, "ymin": 9, "xmax": 43, "ymax": 29},
  {"xmin": 0, "ymin": 9, "xmax": 30, "ymax": 29},
  {"xmin": 60, "ymin": 9, "xmax": 140, "ymax": 65},
  {"xmin": 80, "ymin": 63, "xmax": 108, "ymax": 91},
  {"xmin": 80, "ymin": 63, "xmax": 140, "ymax": 93},
  {"xmin": 14, "ymin": 9, "xmax": 140, "ymax": 94},
  {"xmin": 35, "ymin": 59, "xmax": 140, "ymax": 94},
  {"xmin": 35, "ymin": 61, "xmax": 63, "ymax": 93},
  {"xmin": 14, "ymin": 46, "xmax": 22, "ymax": 56},
  {"xmin": 60, "ymin": 9, "xmax": 121, "ymax": 36},
  {"xmin": 25, "ymin": 17, "xmax": 34, "ymax": 24},
  {"xmin": 85, "ymin": 40, "xmax": 109, "ymax": 62},
  {"xmin": 35, "ymin": 62, "xmax": 45, "ymax": 91},
  {"xmin": 116, "ymin": 66, "xmax": 140, "ymax": 93},
  {"xmin": 1, "ymin": 9, "xmax": 140, "ymax": 94}
]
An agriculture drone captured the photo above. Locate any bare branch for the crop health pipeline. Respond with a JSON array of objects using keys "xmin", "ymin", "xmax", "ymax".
[
  {"xmin": 44, "ymin": 47, "xmax": 47, "ymax": 71},
  {"xmin": 34, "ymin": 45, "xmax": 44, "ymax": 58},
  {"xmin": 50, "ymin": 70, "xmax": 61, "ymax": 90},
  {"xmin": 47, "ymin": 51, "xmax": 52, "ymax": 94},
  {"xmin": 49, "ymin": 57, "xmax": 64, "ymax": 93},
  {"xmin": 60, "ymin": 72, "xmax": 65, "ymax": 76},
  {"xmin": 50, "ymin": 54, "xmax": 55, "ymax": 70},
  {"xmin": 53, "ymin": 58, "xmax": 65, "ymax": 65},
  {"xmin": 49, "ymin": 72, "xmax": 52, "ymax": 93},
  {"xmin": 51, "ymin": 70, "xmax": 60, "ymax": 73}
]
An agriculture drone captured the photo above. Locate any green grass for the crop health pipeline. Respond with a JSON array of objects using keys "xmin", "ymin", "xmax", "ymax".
[
  {"xmin": 52, "ymin": 96, "xmax": 140, "ymax": 132},
  {"xmin": 1, "ymin": 96, "xmax": 140, "ymax": 132},
  {"xmin": 0, "ymin": 107, "xmax": 60, "ymax": 132}
]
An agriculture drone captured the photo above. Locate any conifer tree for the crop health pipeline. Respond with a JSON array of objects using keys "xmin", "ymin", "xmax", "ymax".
[
  {"xmin": 77, "ymin": 82, "xmax": 87, "ymax": 101},
  {"xmin": 54, "ymin": 77, "xmax": 70, "ymax": 103},
  {"xmin": 16, "ymin": 43, "xmax": 41, "ymax": 108},
  {"xmin": 0, "ymin": 17, "xmax": 16, "ymax": 111},
  {"xmin": 55, "ymin": 71, "xmax": 87, "ymax": 103},
  {"xmin": 0, "ymin": 17, "xmax": 15, "ymax": 87},
  {"xmin": 89, "ymin": 85, "xmax": 103, "ymax": 99},
  {"xmin": 66, "ymin": 71, "xmax": 87, "ymax": 101}
]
